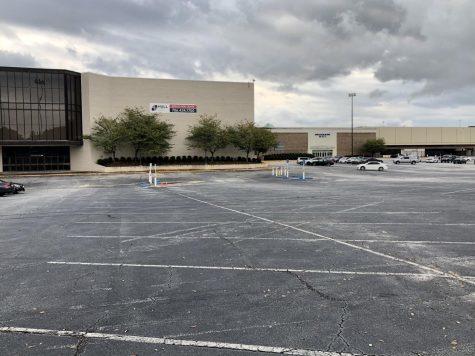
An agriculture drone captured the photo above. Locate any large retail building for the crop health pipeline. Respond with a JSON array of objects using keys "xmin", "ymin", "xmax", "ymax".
[
  {"xmin": 270, "ymin": 127, "xmax": 475, "ymax": 157},
  {"xmin": 0, "ymin": 66, "xmax": 254, "ymax": 172}
]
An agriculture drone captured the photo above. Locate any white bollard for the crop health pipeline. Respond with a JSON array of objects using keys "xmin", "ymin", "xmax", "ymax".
[
  {"xmin": 302, "ymin": 166, "xmax": 306, "ymax": 180},
  {"xmin": 149, "ymin": 163, "xmax": 153, "ymax": 184},
  {"xmin": 285, "ymin": 167, "xmax": 289, "ymax": 178},
  {"xmin": 154, "ymin": 164, "xmax": 158, "ymax": 186},
  {"xmin": 272, "ymin": 167, "xmax": 275, "ymax": 176}
]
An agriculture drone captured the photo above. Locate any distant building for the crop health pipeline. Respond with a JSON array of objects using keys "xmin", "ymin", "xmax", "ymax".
[{"xmin": 270, "ymin": 127, "xmax": 475, "ymax": 156}]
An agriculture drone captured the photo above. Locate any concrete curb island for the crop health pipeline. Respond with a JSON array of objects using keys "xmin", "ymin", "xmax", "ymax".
[{"xmin": 0, "ymin": 163, "xmax": 271, "ymax": 177}]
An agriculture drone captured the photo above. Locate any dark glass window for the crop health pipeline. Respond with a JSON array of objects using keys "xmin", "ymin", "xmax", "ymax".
[
  {"xmin": 2, "ymin": 146, "xmax": 70, "ymax": 172},
  {"xmin": 0, "ymin": 67, "xmax": 82, "ymax": 144}
]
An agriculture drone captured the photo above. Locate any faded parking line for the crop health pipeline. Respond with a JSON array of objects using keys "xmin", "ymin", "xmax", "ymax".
[
  {"xmin": 47, "ymin": 261, "xmax": 465, "ymax": 279},
  {"xmin": 0, "ymin": 326, "xmax": 357, "ymax": 356}
]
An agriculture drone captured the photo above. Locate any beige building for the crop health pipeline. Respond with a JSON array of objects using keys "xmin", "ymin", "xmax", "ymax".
[
  {"xmin": 71, "ymin": 73, "xmax": 254, "ymax": 171},
  {"xmin": 0, "ymin": 67, "xmax": 254, "ymax": 172},
  {"xmin": 271, "ymin": 127, "xmax": 475, "ymax": 156}
]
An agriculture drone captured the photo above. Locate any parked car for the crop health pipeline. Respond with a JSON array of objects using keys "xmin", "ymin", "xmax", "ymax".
[
  {"xmin": 0, "ymin": 179, "xmax": 25, "ymax": 194},
  {"xmin": 0, "ymin": 181, "xmax": 14, "ymax": 196},
  {"xmin": 393, "ymin": 156, "xmax": 418, "ymax": 164},
  {"xmin": 305, "ymin": 158, "xmax": 334, "ymax": 166},
  {"xmin": 347, "ymin": 157, "xmax": 366, "ymax": 164},
  {"xmin": 331, "ymin": 156, "xmax": 342, "ymax": 163},
  {"xmin": 297, "ymin": 157, "xmax": 312, "ymax": 165},
  {"xmin": 440, "ymin": 155, "xmax": 456, "ymax": 163},
  {"xmin": 453, "ymin": 156, "xmax": 469, "ymax": 164},
  {"xmin": 357, "ymin": 161, "xmax": 388, "ymax": 171},
  {"xmin": 338, "ymin": 157, "xmax": 349, "ymax": 163},
  {"xmin": 424, "ymin": 156, "xmax": 439, "ymax": 163}
]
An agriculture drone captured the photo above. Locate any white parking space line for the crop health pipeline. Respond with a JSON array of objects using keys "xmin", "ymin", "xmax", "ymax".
[
  {"xmin": 73, "ymin": 221, "xmax": 473, "ymax": 226},
  {"xmin": 335, "ymin": 201, "xmax": 384, "ymax": 213},
  {"xmin": 47, "ymin": 261, "xmax": 469, "ymax": 279},
  {"xmin": 120, "ymin": 225, "xmax": 218, "ymax": 243},
  {"xmin": 69, "ymin": 235, "xmax": 329, "ymax": 242},
  {"xmin": 305, "ymin": 222, "xmax": 475, "ymax": 226},
  {"xmin": 66, "ymin": 235, "xmax": 475, "ymax": 245},
  {"xmin": 442, "ymin": 188, "xmax": 475, "ymax": 195},
  {"xmin": 74, "ymin": 221, "xmax": 252, "ymax": 224},
  {"xmin": 344, "ymin": 239, "xmax": 475, "ymax": 245},
  {"xmin": 0, "ymin": 327, "xmax": 355, "ymax": 356},
  {"xmin": 172, "ymin": 190, "xmax": 475, "ymax": 286}
]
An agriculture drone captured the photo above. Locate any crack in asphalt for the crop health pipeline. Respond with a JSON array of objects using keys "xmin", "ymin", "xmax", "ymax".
[
  {"xmin": 73, "ymin": 334, "xmax": 87, "ymax": 355},
  {"xmin": 286, "ymin": 271, "xmax": 343, "ymax": 302},
  {"xmin": 285, "ymin": 271, "xmax": 367, "ymax": 355}
]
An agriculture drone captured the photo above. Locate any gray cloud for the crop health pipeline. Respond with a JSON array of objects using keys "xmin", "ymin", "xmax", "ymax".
[
  {"xmin": 1, "ymin": 0, "xmax": 474, "ymax": 126},
  {"xmin": 369, "ymin": 89, "xmax": 387, "ymax": 99},
  {"xmin": 0, "ymin": 50, "xmax": 37, "ymax": 67}
]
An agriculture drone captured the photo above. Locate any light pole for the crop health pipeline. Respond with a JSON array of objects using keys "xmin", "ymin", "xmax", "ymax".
[{"xmin": 348, "ymin": 93, "xmax": 356, "ymax": 156}]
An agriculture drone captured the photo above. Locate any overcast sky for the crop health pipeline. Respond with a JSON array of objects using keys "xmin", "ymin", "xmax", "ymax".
[{"xmin": 1, "ymin": 0, "xmax": 474, "ymax": 127}]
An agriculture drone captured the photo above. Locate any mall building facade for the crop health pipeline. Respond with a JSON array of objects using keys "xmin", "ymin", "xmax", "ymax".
[
  {"xmin": 0, "ymin": 67, "xmax": 254, "ymax": 172},
  {"xmin": 270, "ymin": 127, "xmax": 475, "ymax": 157}
]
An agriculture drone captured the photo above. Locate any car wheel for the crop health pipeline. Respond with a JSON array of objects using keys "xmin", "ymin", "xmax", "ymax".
[
  {"xmin": 395, "ymin": 161, "xmax": 400, "ymax": 164},
  {"xmin": 360, "ymin": 166, "xmax": 365, "ymax": 170},
  {"xmin": 378, "ymin": 167, "xmax": 384, "ymax": 171}
]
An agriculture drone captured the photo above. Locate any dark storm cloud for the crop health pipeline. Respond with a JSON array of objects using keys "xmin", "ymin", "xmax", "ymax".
[{"xmin": 1, "ymin": 0, "xmax": 474, "ymax": 107}]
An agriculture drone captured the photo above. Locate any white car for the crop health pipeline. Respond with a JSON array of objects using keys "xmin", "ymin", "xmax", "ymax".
[
  {"xmin": 357, "ymin": 161, "xmax": 388, "ymax": 171},
  {"xmin": 297, "ymin": 157, "xmax": 312, "ymax": 165},
  {"xmin": 338, "ymin": 157, "xmax": 349, "ymax": 163},
  {"xmin": 424, "ymin": 156, "xmax": 439, "ymax": 163}
]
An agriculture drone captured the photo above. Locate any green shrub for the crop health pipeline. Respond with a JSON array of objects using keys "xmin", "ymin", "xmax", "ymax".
[{"xmin": 263, "ymin": 153, "xmax": 314, "ymax": 160}]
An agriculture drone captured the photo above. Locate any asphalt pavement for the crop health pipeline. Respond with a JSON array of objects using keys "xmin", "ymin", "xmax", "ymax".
[{"xmin": 0, "ymin": 163, "xmax": 474, "ymax": 355}]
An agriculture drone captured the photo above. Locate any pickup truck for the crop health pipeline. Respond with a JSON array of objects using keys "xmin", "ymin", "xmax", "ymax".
[{"xmin": 393, "ymin": 156, "xmax": 419, "ymax": 164}]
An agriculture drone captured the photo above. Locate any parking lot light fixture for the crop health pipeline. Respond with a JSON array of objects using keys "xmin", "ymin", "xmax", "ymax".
[{"xmin": 348, "ymin": 93, "xmax": 356, "ymax": 156}]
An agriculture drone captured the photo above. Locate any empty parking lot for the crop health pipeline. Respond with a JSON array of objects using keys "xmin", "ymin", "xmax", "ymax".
[{"xmin": 0, "ymin": 163, "xmax": 474, "ymax": 355}]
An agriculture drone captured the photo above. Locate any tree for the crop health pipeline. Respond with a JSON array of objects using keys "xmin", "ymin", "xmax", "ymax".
[
  {"xmin": 186, "ymin": 114, "xmax": 228, "ymax": 160},
  {"xmin": 228, "ymin": 121, "xmax": 255, "ymax": 161},
  {"xmin": 84, "ymin": 116, "xmax": 124, "ymax": 159},
  {"xmin": 120, "ymin": 107, "xmax": 175, "ymax": 159},
  {"xmin": 252, "ymin": 127, "xmax": 278, "ymax": 157},
  {"xmin": 362, "ymin": 138, "xmax": 386, "ymax": 156}
]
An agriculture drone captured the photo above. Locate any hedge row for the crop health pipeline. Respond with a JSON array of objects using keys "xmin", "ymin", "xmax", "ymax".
[
  {"xmin": 97, "ymin": 156, "xmax": 262, "ymax": 166},
  {"xmin": 263, "ymin": 153, "xmax": 314, "ymax": 160}
]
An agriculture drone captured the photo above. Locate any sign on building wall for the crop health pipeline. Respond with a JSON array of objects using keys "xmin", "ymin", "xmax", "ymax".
[
  {"xmin": 315, "ymin": 132, "xmax": 331, "ymax": 138},
  {"xmin": 149, "ymin": 103, "xmax": 197, "ymax": 114}
]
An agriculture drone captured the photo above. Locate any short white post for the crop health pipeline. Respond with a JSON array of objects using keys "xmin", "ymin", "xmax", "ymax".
[
  {"xmin": 272, "ymin": 167, "xmax": 275, "ymax": 176},
  {"xmin": 285, "ymin": 167, "xmax": 289, "ymax": 178},
  {"xmin": 154, "ymin": 164, "xmax": 158, "ymax": 186},
  {"xmin": 149, "ymin": 163, "xmax": 153, "ymax": 184},
  {"xmin": 302, "ymin": 165, "xmax": 306, "ymax": 180}
]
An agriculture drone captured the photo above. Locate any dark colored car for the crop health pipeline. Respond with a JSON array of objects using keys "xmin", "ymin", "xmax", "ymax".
[
  {"xmin": 0, "ymin": 181, "xmax": 14, "ymax": 196},
  {"xmin": 0, "ymin": 179, "xmax": 25, "ymax": 194},
  {"xmin": 453, "ymin": 157, "xmax": 468, "ymax": 164},
  {"xmin": 441, "ymin": 155, "xmax": 456, "ymax": 163},
  {"xmin": 306, "ymin": 158, "xmax": 334, "ymax": 166}
]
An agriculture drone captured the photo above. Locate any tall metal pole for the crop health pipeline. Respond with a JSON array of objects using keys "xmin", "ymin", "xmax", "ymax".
[{"xmin": 348, "ymin": 93, "xmax": 356, "ymax": 156}]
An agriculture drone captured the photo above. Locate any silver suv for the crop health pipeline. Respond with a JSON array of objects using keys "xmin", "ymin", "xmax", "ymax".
[{"xmin": 393, "ymin": 156, "xmax": 419, "ymax": 164}]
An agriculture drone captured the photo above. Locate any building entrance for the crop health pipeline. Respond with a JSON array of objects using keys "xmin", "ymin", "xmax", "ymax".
[{"xmin": 2, "ymin": 146, "xmax": 70, "ymax": 171}]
